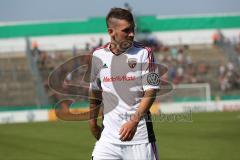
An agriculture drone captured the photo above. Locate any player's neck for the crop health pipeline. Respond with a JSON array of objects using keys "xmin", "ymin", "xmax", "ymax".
[{"xmin": 109, "ymin": 43, "xmax": 124, "ymax": 56}]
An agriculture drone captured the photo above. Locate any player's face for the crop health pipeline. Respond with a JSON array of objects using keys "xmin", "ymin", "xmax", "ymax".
[{"xmin": 108, "ymin": 19, "xmax": 135, "ymax": 48}]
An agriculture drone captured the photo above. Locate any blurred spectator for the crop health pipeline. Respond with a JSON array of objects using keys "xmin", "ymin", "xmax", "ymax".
[
  {"xmin": 98, "ymin": 38, "xmax": 103, "ymax": 47},
  {"xmin": 31, "ymin": 41, "xmax": 41, "ymax": 62},
  {"xmin": 212, "ymin": 32, "xmax": 220, "ymax": 46},
  {"xmin": 188, "ymin": 74, "xmax": 197, "ymax": 83},
  {"xmin": 173, "ymin": 67, "xmax": 184, "ymax": 84},
  {"xmin": 72, "ymin": 45, "xmax": 77, "ymax": 57},
  {"xmin": 85, "ymin": 42, "xmax": 90, "ymax": 51},
  {"xmin": 157, "ymin": 53, "xmax": 164, "ymax": 62},
  {"xmin": 139, "ymin": 37, "xmax": 162, "ymax": 52},
  {"xmin": 39, "ymin": 51, "xmax": 47, "ymax": 68},
  {"xmin": 198, "ymin": 63, "xmax": 208, "ymax": 74},
  {"xmin": 217, "ymin": 61, "xmax": 240, "ymax": 92},
  {"xmin": 219, "ymin": 73, "xmax": 230, "ymax": 92},
  {"xmin": 170, "ymin": 47, "xmax": 178, "ymax": 60},
  {"xmin": 212, "ymin": 30, "xmax": 224, "ymax": 46},
  {"xmin": 227, "ymin": 62, "xmax": 234, "ymax": 71},
  {"xmin": 167, "ymin": 64, "xmax": 176, "ymax": 81},
  {"xmin": 219, "ymin": 63, "xmax": 226, "ymax": 76},
  {"xmin": 186, "ymin": 55, "xmax": 192, "ymax": 65},
  {"xmin": 124, "ymin": 2, "xmax": 132, "ymax": 12},
  {"xmin": 177, "ymin": 48, "xmax": 185, "ymax": 64}
]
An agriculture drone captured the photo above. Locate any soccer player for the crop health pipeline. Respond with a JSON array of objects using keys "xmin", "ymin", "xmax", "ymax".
[{"xmin": 89, "ymin": 8, "xmax": 160, "ymax": 160}]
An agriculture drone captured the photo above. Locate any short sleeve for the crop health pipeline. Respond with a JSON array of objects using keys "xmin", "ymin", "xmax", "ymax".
[
  {"xmin": 89, "ymin": 52, "xmax": 102, "ymax": 91},
  {"xmin": 141, "ymin": 48, "xmax": 160, "ymax": 91}
]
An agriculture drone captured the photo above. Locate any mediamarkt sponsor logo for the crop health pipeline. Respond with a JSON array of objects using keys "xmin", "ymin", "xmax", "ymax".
[{"xmin": 103, "ymin": 75, "xmax": 136, "ymax": 82}]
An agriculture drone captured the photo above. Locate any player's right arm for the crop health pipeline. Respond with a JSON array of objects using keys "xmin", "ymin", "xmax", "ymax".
[
  {"xmin": 88, "ymin": 89, "xmax": 102, "ymax": 140},
  {"xmin": 88, "ymin": 51, "xmax": 103, "ymax": 140}
]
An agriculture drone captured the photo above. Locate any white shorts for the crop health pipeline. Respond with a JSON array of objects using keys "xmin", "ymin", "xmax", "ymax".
[{"xmin": 91, "ymin": 140, "xmax": 159, "ymax": 160}]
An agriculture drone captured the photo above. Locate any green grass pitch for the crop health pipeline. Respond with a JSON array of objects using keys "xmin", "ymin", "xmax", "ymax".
[{"xmin": 0, "ymin": 111, "xmax": 240, "ymax": 160}]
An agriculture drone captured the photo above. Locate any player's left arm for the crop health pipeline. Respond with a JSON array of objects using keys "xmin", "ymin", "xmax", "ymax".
[{"xmin": 119, "ymin": 89, "xmax": 158, "ymax": 141}]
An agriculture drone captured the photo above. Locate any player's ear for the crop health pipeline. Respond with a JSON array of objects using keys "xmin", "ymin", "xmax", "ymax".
[{"xmin": 108, "ymin": 28, "xmax": 114, "ymax": 37}]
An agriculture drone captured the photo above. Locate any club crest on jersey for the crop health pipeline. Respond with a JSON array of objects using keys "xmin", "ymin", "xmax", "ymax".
[{"xmin": 127, "ymin": 58, "xmax": 137, "ymax": 69}]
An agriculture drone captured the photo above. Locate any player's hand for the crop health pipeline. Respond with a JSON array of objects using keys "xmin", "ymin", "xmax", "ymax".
[
  {"xmin": 119, "ymin": 120, "xmax": 138, "ymax": 141},
  {"xmin": 89, "ymin": 122, "xmax": 102, "ymax": 140}
]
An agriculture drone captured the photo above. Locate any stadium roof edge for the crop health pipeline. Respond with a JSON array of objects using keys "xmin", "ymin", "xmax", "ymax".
[
  {"xmin": 156, "ymin": 12, "xmax": 240, "ymax": 19},
  {"xmin": 1, "ymin": 12, "xmax": 240, "ymax": 27},
  {"xmin": 0, "ymin": 18, "xmax": 88, "ymax": 27}
]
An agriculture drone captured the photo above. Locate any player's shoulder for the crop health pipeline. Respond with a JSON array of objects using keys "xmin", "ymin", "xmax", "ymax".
[
  {"xmin": 132, "ymin": 41, "xmax": 153, "ymax": 59},
  {"xmin": 92, "ymin": 43, "xmax": 110, "ymax": 55},
  {"xmin": 133, "ymin": 41, "xmax": 152, "ymax": 54}
]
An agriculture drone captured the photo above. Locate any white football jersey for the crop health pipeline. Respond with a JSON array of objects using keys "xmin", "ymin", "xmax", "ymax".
[{"xmin": 90, "ymin": 42, "xmax": 160, "ymax": 145}]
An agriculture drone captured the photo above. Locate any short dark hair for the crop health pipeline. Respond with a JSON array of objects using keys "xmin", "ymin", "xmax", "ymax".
[{"xmin": 106, "ymin": 8, "xmax": 134, "ymax": 28}]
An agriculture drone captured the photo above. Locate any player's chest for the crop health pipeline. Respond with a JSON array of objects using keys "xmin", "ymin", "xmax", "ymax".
[{"xmin": 99, "ymin": 54, "xmax": 141, "ymax": 83}]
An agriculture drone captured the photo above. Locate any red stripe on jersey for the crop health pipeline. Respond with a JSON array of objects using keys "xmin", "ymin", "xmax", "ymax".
[
  {"xmin": 94, "ymin": 42, "xmax": 110, "ymax": 51},
  {"xmin": 146, "ymin": 47, "xmax": 155, "ymax": 72},
  {"xmin": 133, "ymin": 42, "xmax": 155, "ymax": 72}
]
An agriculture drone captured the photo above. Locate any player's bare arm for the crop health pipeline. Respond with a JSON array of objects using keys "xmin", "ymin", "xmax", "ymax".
[
  {"xmin": 119, "ymin": 89, "xmax": 157, "ymax": 141},
  {"xmin": 88, "ymin": 89, "xmax": 102, "ymax": 140}
]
